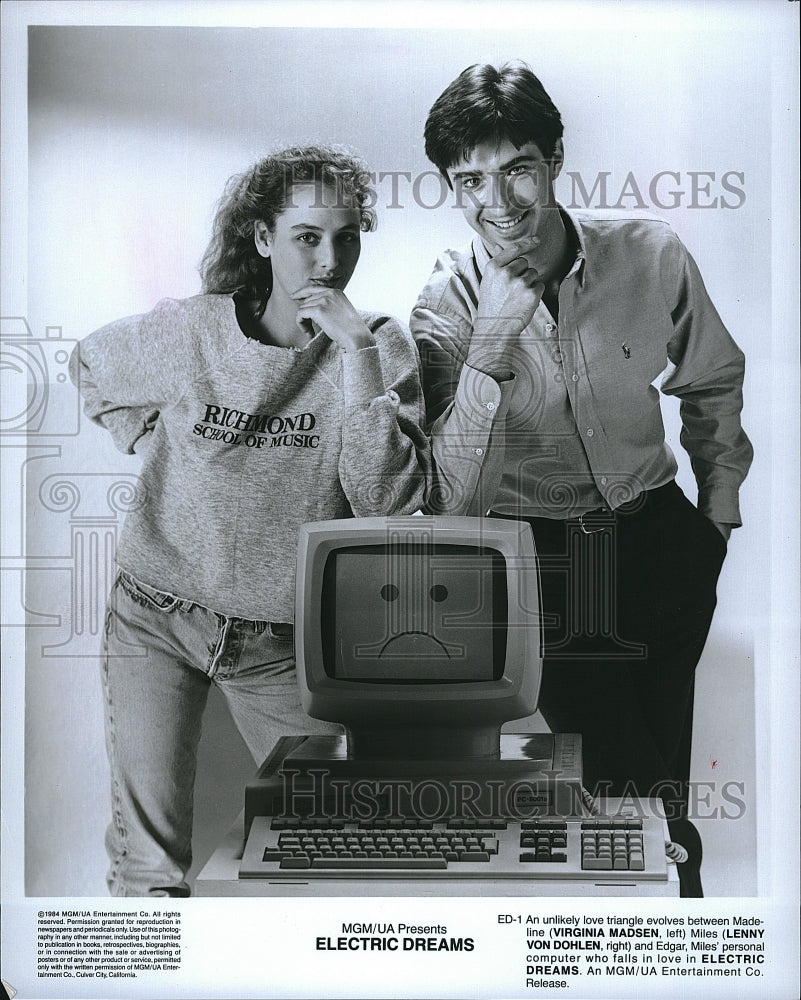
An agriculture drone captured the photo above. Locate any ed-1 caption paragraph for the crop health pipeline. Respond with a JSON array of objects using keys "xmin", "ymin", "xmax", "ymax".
[{"xmin": 497, "ymin": 911, "xmax": 767, "ymax": 988}]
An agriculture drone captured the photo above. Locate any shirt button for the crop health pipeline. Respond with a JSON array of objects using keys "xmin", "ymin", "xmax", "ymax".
[
  {"xmin": 600, "ymin": 476, "xmax": 608, "ymax": 486},
  {"xmin": 474, "ymin": 448, "xmax": 484, "ymax": 456},
  {"xmin": 586, "ymin": 429, "xmax": 594, "ymax": 438},
  {"xmin": 486, "ymin": 401, "xmax": 496, "ymax": 411},
  {"xmin": 545, "ymin": 323, "xmax": 555, "ymax": 334},
  {"xmin": 571, "ymin": 373, "xmax": 579, "ymax": 382},
  {"xmin": 552, "ymin": 351, "xmax": 562, "ymax": 364}
]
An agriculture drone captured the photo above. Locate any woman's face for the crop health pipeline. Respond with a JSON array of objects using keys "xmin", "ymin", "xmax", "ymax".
[{"xmin": 255, "ymin": 182, "xmax": 362, "ymax": 305}]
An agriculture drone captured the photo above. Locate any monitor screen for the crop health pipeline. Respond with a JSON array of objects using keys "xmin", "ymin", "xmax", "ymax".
[
  {"xmin": 295, "ymin": 516, "xmax": 542, "ymax": 759},
  {"xmin": 321, "ymin": 544, "xmax": 507, "ymax": 683}
]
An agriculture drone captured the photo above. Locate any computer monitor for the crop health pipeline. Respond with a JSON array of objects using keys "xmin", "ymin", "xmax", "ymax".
[{"xmin": 295, "ymin": 515, "xmax": 542, "ymax": 761}]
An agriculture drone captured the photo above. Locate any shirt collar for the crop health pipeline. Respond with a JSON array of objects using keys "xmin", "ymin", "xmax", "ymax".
[{"xmin": 560, "ymin": 205, "xmax": 587, "ymax": 285}]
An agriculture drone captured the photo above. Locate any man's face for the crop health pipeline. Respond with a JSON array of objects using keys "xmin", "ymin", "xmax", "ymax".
[{"xmin": 447, "ymin": 138, "xmax": 563, "ymax": 254}]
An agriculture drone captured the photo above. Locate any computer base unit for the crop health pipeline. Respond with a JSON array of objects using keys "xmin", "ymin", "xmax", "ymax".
[
  {"xmin": 243, "ymin": 731, "xmax": 585, "ymax": 839},
  {"xmin": 194, "ymin": 732, "xmax": 679, "ymax": 894}
]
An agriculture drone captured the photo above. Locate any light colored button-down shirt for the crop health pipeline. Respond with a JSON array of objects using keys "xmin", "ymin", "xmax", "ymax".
[{"xmin": 411, "ymin": 209, "xmax": 752, "ymax": 523}]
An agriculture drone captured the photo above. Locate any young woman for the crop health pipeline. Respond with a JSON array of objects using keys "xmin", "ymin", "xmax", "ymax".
[{"xmin": 70, "ymin": 144, "xmax": 431, "ymax": 896}]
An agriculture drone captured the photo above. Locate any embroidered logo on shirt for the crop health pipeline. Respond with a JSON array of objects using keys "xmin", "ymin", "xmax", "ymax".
[{"xmin": 621, "ymin": 343, "xmax": 632, "ymax": 360}]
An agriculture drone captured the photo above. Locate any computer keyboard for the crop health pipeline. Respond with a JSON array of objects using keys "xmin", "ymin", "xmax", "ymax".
[{"xmin": 239, "ymin": 813, "xmax": 669, "ymax": 882}]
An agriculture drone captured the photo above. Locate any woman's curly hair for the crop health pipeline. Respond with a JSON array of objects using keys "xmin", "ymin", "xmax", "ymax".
[{"xmin": 199, "ymin": 143, "xmax": 376, "ymax": 295}]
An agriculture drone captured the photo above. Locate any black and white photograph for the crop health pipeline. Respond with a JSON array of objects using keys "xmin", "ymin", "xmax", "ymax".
[{"xmin": 1, "ymin": 1, "xmax": 798, "ymax": 998}]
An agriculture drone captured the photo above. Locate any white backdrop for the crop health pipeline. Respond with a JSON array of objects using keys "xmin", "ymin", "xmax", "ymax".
[{"xmin": 2, "ymin": 0, "xmax": 797, "ymax": 934}]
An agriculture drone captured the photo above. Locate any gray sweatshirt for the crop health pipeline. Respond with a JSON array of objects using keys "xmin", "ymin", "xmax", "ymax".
[{"xmin": 70, "ymin": 293, "xmax": 431, "ymax": 620}]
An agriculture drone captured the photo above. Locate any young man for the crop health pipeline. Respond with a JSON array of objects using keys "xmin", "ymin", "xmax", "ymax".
[{"xmin": 410, "ymin": 62, "xmax": 753, "ymax": 897}]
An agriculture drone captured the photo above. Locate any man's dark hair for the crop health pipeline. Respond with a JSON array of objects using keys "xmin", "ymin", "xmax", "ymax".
[{"xmin": 424, "ymin": 61, "xmax": 564, "ymax": 182}]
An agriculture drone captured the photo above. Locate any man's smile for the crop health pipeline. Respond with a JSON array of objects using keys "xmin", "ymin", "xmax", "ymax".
[{"xmin": 486, "ymin": 211, "xmax": 528, "ymax": 231}]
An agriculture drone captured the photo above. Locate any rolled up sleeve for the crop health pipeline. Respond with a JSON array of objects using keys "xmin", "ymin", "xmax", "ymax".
[{"xmin": 412, "ymin": 302, "xmax": 514, "ymax": 516}]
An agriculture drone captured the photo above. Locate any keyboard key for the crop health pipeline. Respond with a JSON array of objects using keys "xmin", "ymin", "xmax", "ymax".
[
  {"xmin": 261, "ymin": 850, "xmax": 291, "ymax": 862},
  {"xmin": 310, "ymin": 858, "xmax": 448, "ymax": 870}
]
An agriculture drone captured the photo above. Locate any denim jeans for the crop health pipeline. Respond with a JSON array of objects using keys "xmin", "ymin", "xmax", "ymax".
[{"xmin": 101, "ymin": 570, "xmax": 341, "ymax": 897}]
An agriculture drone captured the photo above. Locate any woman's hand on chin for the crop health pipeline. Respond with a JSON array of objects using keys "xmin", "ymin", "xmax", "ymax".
[{"xmin": 292, "ymin": 286, "xmax": 375, "ymax": 352}]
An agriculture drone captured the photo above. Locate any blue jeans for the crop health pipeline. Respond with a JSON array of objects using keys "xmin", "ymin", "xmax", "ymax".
[{"xmin": 101, "ymin": 570, "xmax": 341, "ymax": 896}]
